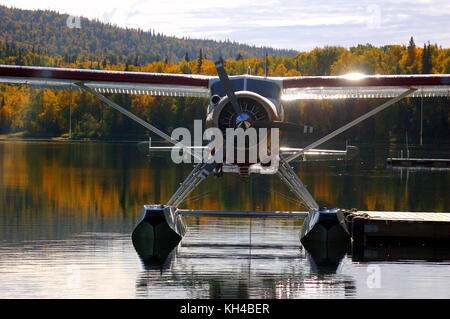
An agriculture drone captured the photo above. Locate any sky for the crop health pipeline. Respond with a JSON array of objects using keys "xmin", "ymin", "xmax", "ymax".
[{"xmin": 1, "ymin": 0, "xmax": 449, "ymax": 51}]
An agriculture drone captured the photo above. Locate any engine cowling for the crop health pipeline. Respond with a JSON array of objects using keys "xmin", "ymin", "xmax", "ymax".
[
  {"xmin": 211, "ymin": 91, "xmax": 281, "ymax": 132},
  {"xmin": 206, "ymin": 91, "xmax": 282, "ymax": 165}
]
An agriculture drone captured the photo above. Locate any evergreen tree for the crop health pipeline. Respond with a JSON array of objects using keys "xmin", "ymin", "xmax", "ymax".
[
  {"xmin": 403, "ymin": 36, "xmax": 419, "ymax": 73},
  {"xmin": 407, "ymin": 37, "xmax": 416, "ymax": 65},
  {"xmin": 196, "ymin": 48, "xmax": 203, "ymax": 73},
  {"xmin": 421, "ymin": 43, "xmax": 431, "ymax": 74}
]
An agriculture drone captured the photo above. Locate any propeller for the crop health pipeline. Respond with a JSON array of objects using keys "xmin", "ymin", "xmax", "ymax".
[
  {"xmin": 215, "ymin": 60, "xmax": 241, "ymax": 115},
  {"xmin": 214, "ymin": 60, "xmax": 313, "ymax": 133}
]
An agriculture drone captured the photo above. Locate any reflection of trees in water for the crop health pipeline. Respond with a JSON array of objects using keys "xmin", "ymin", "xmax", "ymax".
[{"xmin": 1, "ymin": 142, "xmax": 449, "ymax": 241}]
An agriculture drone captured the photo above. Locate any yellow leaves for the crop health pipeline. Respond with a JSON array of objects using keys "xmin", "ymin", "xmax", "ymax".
[
  {"xmin": 1, "ymin": 41, "xmax": 449, "ymax": 137},
  {"xmin": 179, "ymin": 59, "xmax": 192, "ymax": 74},
  {"xmin": 331, "ymin": 47, "xmax": 390, "ymax": 75},
  {"xmin": 284, "ymin": 69, "xmax": 301, "ymax": 77},
  {"xmin": 0, "ymin": 105, "xmax": 14, "ymax": 124},
  {"xmin": 432, "ymin": 49, "xmax": 450, "ymax": 74},
  {"xmin": 164, "ymin": 63, "xmax": 179, "ymax": 74},
  {"xmin": 255, "ymin": 66, "xmax": 265, "ymax": 76},
  {"xmin": 201, "ymin": 60, "xmax": 217, "ymax": 75},
  {"xmin": 0, "ymin": 85, "xmax": 30, "ymax": 130},
  {"xmin": 143, "ymin": 61, "xmax": 170, "ymax": 73},
  {"xmin": 39, "ymin": 90, "xmax": 61, "ymax": 120},
  {"xmin": 273, "ymin": 64, "xmax": 287, "ymax": 76},
  {"xmin": 330, "ymin": 51, "xmax": 358, "ymax": 74},
  {"xmin": 443, "ymin": 56, "xmax": 450, "ymax": 74},
  {"xmin": 398, "ymin": 41, "xmax": 422, "ymax": 74},
  {"xmin": 131, "ymin": 95, "xmax": 156, "ymax": 118}
]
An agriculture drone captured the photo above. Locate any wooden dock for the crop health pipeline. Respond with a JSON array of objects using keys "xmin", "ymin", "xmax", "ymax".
[
  {"xmin": 342, "ymin": 210, "xmax": 450, "ymax": 245},
  {"xmin": 387, "ymin": 157, "xmax": 450, "ymax": 168}
]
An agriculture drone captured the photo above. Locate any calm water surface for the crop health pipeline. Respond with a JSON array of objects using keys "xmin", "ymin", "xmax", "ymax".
[{"xmin": 0, "ymin": 140, "xmax": 449, "ymax": 298}]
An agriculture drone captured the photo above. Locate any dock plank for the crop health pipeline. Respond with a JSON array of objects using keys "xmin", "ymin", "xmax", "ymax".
[
  {"xmin": 387, "ymin": 158, "xmax": 450, "ymax": 168},
  {"xmin": 343, "ymin": 210, "xmax": 450, "ymax": 244},
  {"xmin": 358, "ymin": 211, "xmax": 450, "ymax": 222}
]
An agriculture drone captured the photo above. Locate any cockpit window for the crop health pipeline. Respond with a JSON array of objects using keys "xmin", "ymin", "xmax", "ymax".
[{"xmin": 210, "ymin": 78, "xmax": 280, "ymax": 100}]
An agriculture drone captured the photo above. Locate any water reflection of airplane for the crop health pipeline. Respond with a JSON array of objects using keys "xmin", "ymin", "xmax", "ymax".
[
  {"xmin": 134, "ymin": 240, "xmax": 356, "ymax": 298},
  {"xmin": 1, "ymin": 63, "xmax": 449, "ymax": 245}
]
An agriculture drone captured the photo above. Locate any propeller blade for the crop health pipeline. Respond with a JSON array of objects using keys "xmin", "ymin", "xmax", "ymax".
[
  {"xmin": 215, "ymin": 60, "xmax": 241, "ymax": 114},
  {"xmin": 252, "ymin": 121, "xmax": 313, "ymax": 133}
]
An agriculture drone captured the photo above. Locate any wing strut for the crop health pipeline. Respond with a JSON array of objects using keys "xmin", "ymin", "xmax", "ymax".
[
  {"xmin": 285, "ymin": 88, "xmax": 416, "ymax": 163},
  {"xmin": 167, "ymin": 162, "xmax": 216, "ymax": 207},
  {"xmin": 277, "ymin": 158, "xmax": 319, "ymax": 211},
  {"xmin": 75, "ymin": 82, "xmax": 203, "ymax": 162}
]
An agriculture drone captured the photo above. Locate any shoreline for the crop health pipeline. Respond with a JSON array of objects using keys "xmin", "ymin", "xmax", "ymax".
[
  {"xmin": 0, "ymin": 136, "xmax": 147, "ymax": 143},
  {"xmin": 0, "ymin": 135, "xmax": 449, "ymax": 149}
]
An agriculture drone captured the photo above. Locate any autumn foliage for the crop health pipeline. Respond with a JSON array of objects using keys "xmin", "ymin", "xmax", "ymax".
[{"xmin": 0, "ymin": 28, "xmax": 449, "ymax": 142}]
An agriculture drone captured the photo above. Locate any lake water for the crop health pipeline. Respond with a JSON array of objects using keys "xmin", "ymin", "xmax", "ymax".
[{"xmin": 0, "ymin": 140, "xmax": 449, "ymax": 298}]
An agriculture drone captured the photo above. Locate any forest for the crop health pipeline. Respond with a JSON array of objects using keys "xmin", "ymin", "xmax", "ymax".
[
  {"xmin": 0, "ymin": 5, "xmax": 449, "ymax": 144},
  {"xmin": 0, "ymin": 5, "xmax": 296, "ymax": 62}
]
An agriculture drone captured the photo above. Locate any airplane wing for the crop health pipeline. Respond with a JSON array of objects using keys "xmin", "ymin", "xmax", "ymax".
[
  {"xmin": 280, "ymin": 74, "xmax": 450, "ymax": 100},
  {"xmin": 0, "ymin": 64, "xmax": 212, "ymax": 98},
  {"xmin": 1, "ymin": 64, "xmax": 449, "ymax": 100}
]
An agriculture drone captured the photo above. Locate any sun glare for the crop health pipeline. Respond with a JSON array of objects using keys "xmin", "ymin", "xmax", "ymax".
[{"xmin": 342, "ymin": 72, "xmax": 366, "ymax": 80}]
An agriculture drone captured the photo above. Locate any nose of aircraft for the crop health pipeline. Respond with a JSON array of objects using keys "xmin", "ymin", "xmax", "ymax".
[{"xmin": 235, "ymin": 112, "xmax": 252, "ymax": 129}]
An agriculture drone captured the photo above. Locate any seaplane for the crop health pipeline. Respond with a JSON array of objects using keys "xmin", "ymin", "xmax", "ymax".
[{"xmin": 1, "ymin": 61, "xmax": 449, "ymax": 255}]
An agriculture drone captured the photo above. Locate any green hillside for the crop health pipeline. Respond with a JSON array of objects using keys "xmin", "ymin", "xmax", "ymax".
[{"xmin": 0, "ymin": 5, "xmax": 297, "ymax": 64}]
